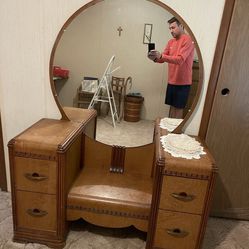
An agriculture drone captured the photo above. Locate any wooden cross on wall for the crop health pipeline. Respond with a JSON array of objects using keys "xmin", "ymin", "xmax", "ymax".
[{"xmin": 117, "ymin": 26, "xmax": 123, "ymax": 36}]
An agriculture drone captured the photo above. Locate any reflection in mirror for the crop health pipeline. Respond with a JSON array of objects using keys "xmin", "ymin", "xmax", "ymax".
[{"xmin": 52, "ymin": 0, "xmax": 201, "ymax": 146}]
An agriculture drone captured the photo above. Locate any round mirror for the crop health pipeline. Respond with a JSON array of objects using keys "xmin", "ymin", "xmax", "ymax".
[{"xmin": 50, "ymin": 0, "xmax": 203, "ymax": 146}]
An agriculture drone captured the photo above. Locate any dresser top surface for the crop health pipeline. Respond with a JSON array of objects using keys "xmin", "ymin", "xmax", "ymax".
[
  {"xmin": 156, "ymin": 121, "xmax": 216, "ymax": 177},
  {"xmin": 63, "ymin": 107, "xmax": 96, "ymax": 123},
  {"xmin": 9, "ymin": 114, "xmax": 94, "ymax": 155},
  {"xmin": 162, "ymin": 145, "xmax": 215, "ymax": 177},
  {"xmin": 15, "ymin": 118, "xmax": 82, "ymax": 144}
]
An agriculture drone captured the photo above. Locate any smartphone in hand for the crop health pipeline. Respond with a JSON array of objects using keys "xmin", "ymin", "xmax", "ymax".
[{"xmin": 148, "ymin": 43, "xmax": 155, "ymax": 52}]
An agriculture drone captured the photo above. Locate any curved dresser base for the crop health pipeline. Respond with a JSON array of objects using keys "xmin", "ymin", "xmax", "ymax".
[{"xmin": 67, "ymin": 212, "xmax": 148, "ymax": 232}]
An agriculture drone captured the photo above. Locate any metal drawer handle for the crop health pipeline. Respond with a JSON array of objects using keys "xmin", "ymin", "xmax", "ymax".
[
  {"xmin": 25, "ymin": 172, "xmax": 48, "ymax": 181},
  {"xmin": 170, "ymin": 192, "xmax": 195, "ymax": 202},
  {"xmin": 26, "ymin": 208, "xmax": 48, "ymax": 217},
  {"xmin": 166, "ymin": 228, "xmax": 189, "ymax": 238}
]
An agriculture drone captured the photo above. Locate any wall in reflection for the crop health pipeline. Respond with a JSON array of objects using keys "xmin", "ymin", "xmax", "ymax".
[{"xmin": 54, "ymin": 0, "xmax": 175, "ymax": 120}]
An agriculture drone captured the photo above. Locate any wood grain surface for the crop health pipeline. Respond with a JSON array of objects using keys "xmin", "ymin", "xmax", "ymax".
[{"xmin": 206, "ymin": 0, "xmax": 249, "ymax": 220}]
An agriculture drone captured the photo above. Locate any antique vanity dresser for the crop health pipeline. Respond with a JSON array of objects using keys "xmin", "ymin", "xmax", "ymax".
[
  {"xmin": 8, "ymin": 1, "xmax": 217, "ymax": 248},
  {"xmin": 8, "ymin": 107, "xmax": 216, "ymax": 249}
]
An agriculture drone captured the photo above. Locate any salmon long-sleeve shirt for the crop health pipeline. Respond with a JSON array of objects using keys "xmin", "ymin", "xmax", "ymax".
[{"xmin": 156, "ymin": 34, "xmax": 194, "ymax": 85}]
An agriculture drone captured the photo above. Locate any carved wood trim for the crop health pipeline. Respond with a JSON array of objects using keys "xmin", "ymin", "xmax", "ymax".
[
  {"xmin": 66, "ymin": 205, "xmax": 148, "ymax": 220},
  {"xmin": 146, "ymin": 158, "xmax": 165, "ymax": 249},
  {"xmin": 196, "ymin": 172, "xmax": 217, "ymax": 249},
  {"xmin": 13, "ymin": 151, "xmax": 56, "ymax": 161},
  {"xmin": 110, "ymin": 145, "xmax": 125, "ymax": 173},
  {"xmin": 162, "ymin": 170, "xmax": 210, "ymax": 180},
  {"xmin": 56, "ymin": 152, "xmax": 68, "ymax": 240},
  {"xmin": 57, "ymin": 123, "xmax": 90, "ymax": 153}
]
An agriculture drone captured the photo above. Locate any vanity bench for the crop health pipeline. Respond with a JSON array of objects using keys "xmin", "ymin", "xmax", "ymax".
[{"xmin": 8, "ymin": 108, "xmax": 216, "ymax": 249}]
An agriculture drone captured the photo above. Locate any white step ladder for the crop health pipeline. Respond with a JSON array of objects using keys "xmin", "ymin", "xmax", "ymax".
[{"xmin": 88, "ymin": 55, "xmax": 120, "ymax": 127}]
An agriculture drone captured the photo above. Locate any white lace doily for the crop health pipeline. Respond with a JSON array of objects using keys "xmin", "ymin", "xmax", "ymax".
[
  {"xmin": 159, "ymin": 117, "xmax": 183, "ymax": 132},
  {"xmin": 160, "ymin": 133, "xmax": 206, "ymax": 159}
]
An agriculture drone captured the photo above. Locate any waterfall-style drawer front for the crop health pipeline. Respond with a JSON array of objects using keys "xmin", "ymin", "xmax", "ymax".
[
  {"xmin": 160, "ymin": 176, "xmax": 208, "ymax": 215},
  {"xmin": 14, "ymin": 157, "xmax": 57, "ymax": 194},
  {"xmin": 16, "ymin": 190, "xmax": 57, "ymax": 232},
  {"xmin": 154, "ymin": 210, "xmax": 201, "ymax": 249}
]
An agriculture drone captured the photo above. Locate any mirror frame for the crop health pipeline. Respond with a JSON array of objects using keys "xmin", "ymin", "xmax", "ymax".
[{"xmin": 49, "ymin": 0, "xmax": 204, "ymax": 133}]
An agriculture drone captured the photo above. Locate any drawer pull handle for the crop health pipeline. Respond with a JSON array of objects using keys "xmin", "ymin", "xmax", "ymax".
[
  {"xmin": 25, "ymin": 173, "xmax": 48, "ymax": 181},
  {"xmin": 26, "ymin": 208, "xmax": 48, "ymax": 217},
  {"xmin": 171, "ymin": 192, "xmax": 195, "ymax": 202},
  {"xmin": 166, "ymin": 228, "xmax": 189, "ymax": 238}
]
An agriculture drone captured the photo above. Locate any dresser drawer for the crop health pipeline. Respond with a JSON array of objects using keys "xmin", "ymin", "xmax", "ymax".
[
  {"xmin": 16, "ymin": 190, "xmax": 57, "ymax": 232},
  {"xmin": 154, "ymin": 210, "xmax": 201, "ymax": 249},
  {"xmin": 160, "ymin": 176, "xmax": 208, "ymax": 214},
  {"xmin": 14, "ymin": 157, "xmax": 57, "ymax": 194}
]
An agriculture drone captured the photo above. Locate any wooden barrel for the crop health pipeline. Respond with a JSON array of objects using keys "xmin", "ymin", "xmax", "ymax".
[{"xmin": 124, "ymin": 95, "xmax": 144, "ymax": 122}]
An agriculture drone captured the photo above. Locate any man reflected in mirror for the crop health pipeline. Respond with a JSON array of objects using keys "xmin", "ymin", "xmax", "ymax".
[{"xmin": 148, "ymin": 17, "xmax": 194, "ymax": 119}]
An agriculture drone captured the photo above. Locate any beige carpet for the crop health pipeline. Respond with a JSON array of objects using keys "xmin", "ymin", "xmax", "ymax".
[
  {"xmin": 95, "ymin": 117, "xmax": 155, "ymax": 147},
  {"xmin": 1, "ymin": 190, "xmax": 249, "ymax": 249},
  {"xmin": 1, "ymin": 117, "xmax": 249, "ymax": 248}
]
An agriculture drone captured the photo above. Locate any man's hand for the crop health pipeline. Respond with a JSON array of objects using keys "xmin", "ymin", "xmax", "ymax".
[{"xmin": 147, "ymin": 50, "xmax": 161, "ymax": 61}]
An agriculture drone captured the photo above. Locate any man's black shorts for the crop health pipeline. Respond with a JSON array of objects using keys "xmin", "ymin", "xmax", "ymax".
[{"xmin": 165, "ymin": 84, "xmax": 191, "ymax": 109}]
